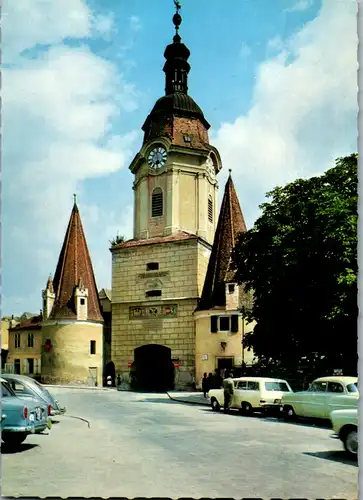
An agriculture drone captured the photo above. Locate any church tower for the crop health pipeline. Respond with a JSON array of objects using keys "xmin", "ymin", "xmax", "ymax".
[
  {"xmin": 41, "ymin": 197, "xmax": 104, "ymax": 386},
  {"xmin": 111, "ymin": 5, "xmax": 223, "ymax": 389}
]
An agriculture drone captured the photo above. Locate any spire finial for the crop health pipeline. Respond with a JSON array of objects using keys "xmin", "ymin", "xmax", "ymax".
[
  {"xmin": 73, "ymin": 193, "xmax": 77, "ymax": 205},
  {"xmin": 228, "ymin": 169, "xmax": 232, "ymax": 175},
  {"xmin": 173, "ymin": 0, "xmax": 182, "ymax": 35}
]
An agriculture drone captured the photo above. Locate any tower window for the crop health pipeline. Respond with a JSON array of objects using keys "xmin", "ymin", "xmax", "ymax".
[
  {"xmin": 208, "ymin": 197, "xmax": 213, "ymax": 223},
  {"xmin": 228, "ymin": 284, "xmax": 235, "ymax": 294},
  {"xmin": 146, "ymin": 262, "xmax": 159, "ymax": 271},
  {"xmin": 145, "ymin": 290, "xmax": 162, "ymax": 298},
  {"xmin": 80, "ymin": 298, "xmax": 85, "ymax": 305},
  {"xmin": 90, "ymin": 340, "xmax": 96, "ymax": 355},
  {"xmin": 152, "ymin": 188, "xmax": 163, "ymax": 217}
]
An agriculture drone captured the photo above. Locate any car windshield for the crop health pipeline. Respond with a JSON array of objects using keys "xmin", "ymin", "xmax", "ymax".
[
  {"xmin": 347, "ymin": 383, "xmax": 358, "ymax": 393},
  {"xmin": 264, "ymin": 382, "xmax": 291, "ymax": 392},
  {"xmin": 1, "ymin": 381, "xmax": 16, "ymax": 397}
]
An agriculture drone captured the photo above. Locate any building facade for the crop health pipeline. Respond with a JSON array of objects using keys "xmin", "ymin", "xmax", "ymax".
[
  {"xmin": 6, "ymin": 314, "xmax": 42, "ymax": 377},
  {"xmin": 41, "ymin": 199, "xmax": 104, "ymax": 386},
  {"xmin": 111, "ymin": 11, "xmax": 253, "ymax": 389}
]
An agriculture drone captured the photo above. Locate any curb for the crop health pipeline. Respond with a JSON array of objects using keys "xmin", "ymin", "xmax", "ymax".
[
  {"xmin": 43, "ymin": 384, "xmax": 110, "ymax": 391},
  {"xmin": 166, "ymin": 392, "xmax": 210, "ymax": 407}
]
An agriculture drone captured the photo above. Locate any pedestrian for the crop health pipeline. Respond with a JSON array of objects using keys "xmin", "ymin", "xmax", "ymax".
[
  {"xmin": 106, "ymin": 375, "xmax": 112, "ymax": 387},
  {"xmin": 208, "ymin": 372, "xmax": 213, "ymax": 390},
  {"xmin": 223, "ymin": 372, "xmax": 235, "ymax": 413},
  {"xmin": 202, "ymin": 372, "xmax": 208, "ymax": 398}
]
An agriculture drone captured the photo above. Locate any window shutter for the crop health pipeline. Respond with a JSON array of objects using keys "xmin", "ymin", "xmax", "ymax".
[
  {"xmin": 231, "ymin": 315, "xmax": 239, "ymax": 333},
  {"xmin": 211, "ymin": 316, "xmax": 218, "ymax": 333}
]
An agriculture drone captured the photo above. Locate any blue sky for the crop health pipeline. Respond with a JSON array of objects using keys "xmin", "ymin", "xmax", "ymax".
[{"xmin": 3, "ymin": 0, "xmax": 356, "ymax": 316}]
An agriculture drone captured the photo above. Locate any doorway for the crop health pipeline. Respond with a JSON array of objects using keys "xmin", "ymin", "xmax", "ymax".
[
  {"xmin": 217, "ymin": 357, "xmax": 234, "ymax": 372},
  {"xmin": 132, "ymin": 344, "xmax": 175, "ymax": 392},
  {"xmin": 88, "ymin": 367, "xmax": 98, "ymax": 387}
]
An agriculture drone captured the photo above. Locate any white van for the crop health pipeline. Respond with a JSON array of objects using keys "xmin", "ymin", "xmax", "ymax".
[{"xmin": 208, "ymin": 377, "xmax": 293, "ymax": 414}]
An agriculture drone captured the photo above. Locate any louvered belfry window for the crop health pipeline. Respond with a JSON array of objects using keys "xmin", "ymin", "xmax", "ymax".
[
  {"xmin": 208, "ymin": 197, "xmax": 213, "ymax": 223},
  {"xmin": 152, "ymin": 188, "xmax": 163, "ymax": 217}
]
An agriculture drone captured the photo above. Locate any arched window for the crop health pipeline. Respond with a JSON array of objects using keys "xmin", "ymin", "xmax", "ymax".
[
  {"xmin": 152, "ymin": 188, "xmax": 163, "ymax": 217},
  {"xmin": 208, "ymin": 196, "xmax": 213, "ymax": 223}
]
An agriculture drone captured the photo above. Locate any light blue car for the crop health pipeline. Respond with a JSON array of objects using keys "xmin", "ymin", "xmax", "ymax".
[{"xmin": 1, "ymin": 378, "xmax": 51, "ymax": 445}]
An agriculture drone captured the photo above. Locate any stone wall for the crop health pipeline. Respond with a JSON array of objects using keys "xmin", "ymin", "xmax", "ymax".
[{"xmin": 41, "ymin": 322, "xmax": 103, "ymax": 386}]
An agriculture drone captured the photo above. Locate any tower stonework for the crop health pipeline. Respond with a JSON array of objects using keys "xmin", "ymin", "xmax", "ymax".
[
  {"xmin": 111, "ymin": 9, "xmax": 222, "ymax": 389},
  {"xmin": 41, "ymin": 201, "xmax": 104, "ymax": 386}
]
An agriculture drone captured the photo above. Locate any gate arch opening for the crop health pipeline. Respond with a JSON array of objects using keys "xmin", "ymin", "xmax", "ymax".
[{"xmin": 132, "ymin": 344, "xmax": 175, "ymax": 392}]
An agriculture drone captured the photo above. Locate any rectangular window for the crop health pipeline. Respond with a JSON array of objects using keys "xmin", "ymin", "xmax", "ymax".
[
  {"xmin": 219, "ymin": 316, "xmax": 230, "ymax": 331},
  {"xmin": 80, "ymin": 298, "xmax": 85, "ymax": 305},
  {"xmin": 211, "ymin": 316, "xmax": 218, "ymax": 333},
  {"xmin": 28, "ymin": 333, "xmax": 34, "ymax": 348},
  {"xmin": 247, "ymin": 381, "xmax": 259, "ymax": 391},
  {"xmin": 90, "ymin": 340, "xmax": 96, "ymax": 355},
  {"xmin": 146, "ymin": 262, "xmax": 159, "ymax": 271},
  {"xmin": 145, "ymin": 290, "xmax": 162, "ymax": 298},
  {"xmin": 228, "ymin": 284, "xmax": 235, "ymax": 294},
  {"xmin": 15, "ymin": 333, "xmax": 21, "ymax": 348}
]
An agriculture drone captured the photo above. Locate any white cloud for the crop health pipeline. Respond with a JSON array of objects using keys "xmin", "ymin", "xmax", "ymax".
[
  {"xmin": 130, "ymin": 15, "xmax": 142, "ymax": 32},
  {"xmin": 213, "ymin": 0, "xmax": 357, "ymax": 227},
  {"xmin": 3, "ymin": 0, "xmax": 139, "ymax": 313}
]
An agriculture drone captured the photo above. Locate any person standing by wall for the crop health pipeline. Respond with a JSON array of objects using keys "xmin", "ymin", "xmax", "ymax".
[
  {"xmin": 202, "ymin": 372, "xmax": 208, "ymax": 398},
  {"xmin": 223, "ymin": 372, "xmax": 235, "ymax": 413}
]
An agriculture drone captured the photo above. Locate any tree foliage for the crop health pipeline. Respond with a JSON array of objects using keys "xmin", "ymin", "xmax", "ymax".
[
  {"xmin": 232, "ymin": 154, "xmax": 358, "ymax": 375},
  {"xmin": 109, "ymin": 233, "xmax": 125, "ymax": 246}
]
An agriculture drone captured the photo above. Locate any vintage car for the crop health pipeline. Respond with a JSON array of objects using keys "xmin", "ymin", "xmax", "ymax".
[
  {"xmin": 208, "ymin": 377, "xmax": 293, "ymax": 414},
  {"xmin": 2, "ymin": 373, "xmax": 66, "ymax": 417},
  {"xmin": 1, "ymin": 378, "xmax": 51, "ymax": 445},
  {"xmin": 281, "ymin": 376, "xmax": 358, "ymax": 420},
  {"xmin": 330, "ymin": 408, "xmax": 358, "ymax": 457}
]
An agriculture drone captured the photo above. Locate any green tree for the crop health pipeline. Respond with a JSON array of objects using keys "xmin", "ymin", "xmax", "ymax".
[
  {"xmin": 233, "ymin": 154, "xmax": 358, "ymax": 377},
  {"xmin": 109, "ymin": 233, "xmax": 125, "ymax": 247}
]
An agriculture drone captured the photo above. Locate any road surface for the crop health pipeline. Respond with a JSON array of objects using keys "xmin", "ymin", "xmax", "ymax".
[{"xmin": 2, "ymin": 388, "xmax": 358, "ymax": 498}]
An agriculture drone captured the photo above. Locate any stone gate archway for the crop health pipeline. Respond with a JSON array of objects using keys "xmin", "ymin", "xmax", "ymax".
[{"xmin": 133, "ymin": 344, "xmax": 175, "ymax": 392}]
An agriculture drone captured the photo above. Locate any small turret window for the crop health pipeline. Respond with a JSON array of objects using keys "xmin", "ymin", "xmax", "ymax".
[
  {"xmin": 152, "ymin": 188, "xmax": 163, "ymax": 217},
  {"xmin": 208, "ymin": 196, "xmax": 213, "ymax": 223}
]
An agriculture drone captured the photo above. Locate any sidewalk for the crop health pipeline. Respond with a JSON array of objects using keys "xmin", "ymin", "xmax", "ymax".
[
  {"xmin": 166, "ymin": 391, "xmax": 211, "ymax": 406},
  {"xmin": 43, "ymin": 384, "xmax": 110, "ymax": 391}
]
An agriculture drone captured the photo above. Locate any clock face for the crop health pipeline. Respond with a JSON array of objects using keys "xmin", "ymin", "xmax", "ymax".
[
  {"xmin": 206, "ymin": 157, "xmax": 215, "ymax": 177},
  {"xmin": 148, "ymin": 147, "xmax": 167, "ymax": 169}
]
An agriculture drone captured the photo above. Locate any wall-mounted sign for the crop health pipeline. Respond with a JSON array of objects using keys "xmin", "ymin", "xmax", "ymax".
[
  {"xmin": 201, "ymin": 354, "xmax": 208, "ymax": 361},
  {"xmin": 129, "ymin": 304, "xmax": 177, "ymax": 319}
]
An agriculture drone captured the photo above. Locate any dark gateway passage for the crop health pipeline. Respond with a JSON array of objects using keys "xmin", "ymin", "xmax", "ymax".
[{"xmin": 132, "ymin": 344, "xmax": 175, "ymax": 392}]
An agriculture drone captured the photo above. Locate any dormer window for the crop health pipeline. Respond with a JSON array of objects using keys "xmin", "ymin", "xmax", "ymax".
[
  {"xmin": 183, "ymin": 135, "xmax": 191, "ymax": 143},
  {"xmin": 152, "ymin": 188, "xmax": 163, "ymax": 217},
  {"xmin": 228, "ymin": 284, "xmax": 235, "ymax": 294}
]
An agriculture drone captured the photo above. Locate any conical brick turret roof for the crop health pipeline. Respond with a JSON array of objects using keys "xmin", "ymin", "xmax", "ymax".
[
  {"xmin": 197, "ymin": 172, "xmax": 246, "ymax": 311},
  {"xmin": 48, "ymin": 200, "xmax": 103, "ymax": 322}
]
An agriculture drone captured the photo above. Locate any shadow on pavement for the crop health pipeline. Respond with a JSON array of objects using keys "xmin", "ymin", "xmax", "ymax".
[
  {"xmin": 303, "ymin": 450, "xmax": 358, "ymax": 466},
  {"xmin": 140, "ymin": 397, "xmax": 187, "ymax": 405},
  {"xmin": 1, "ymin": 443, "xmax": 39, "ymax": 454},
  {"xmin": 198, "ymin": 408, "xmax": 332, "ymax": 430}
]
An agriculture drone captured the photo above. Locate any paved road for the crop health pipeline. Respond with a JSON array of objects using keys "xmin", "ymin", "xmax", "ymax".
[{"xmin": 2, "ymin": 388, "xmax": 358, "ymax": 498}]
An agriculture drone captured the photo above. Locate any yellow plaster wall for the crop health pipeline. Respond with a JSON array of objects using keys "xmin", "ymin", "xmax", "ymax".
[
  {"xmin": 41, "ymin": 322, "xmax": 103, "ymax": 386},
  {"xmin": 179, "ymin": 173, "xmax": 196, "ymax": 234},
  {"xmin": 1, "ymin": 319, "xmax": 10, "ymax": 349},
  {"xmin": 7, "ymin": 328, "xmax": 42, "ymax": 374},
  {"xmin": 195, "ymin": 313, "xmax": 256, "ymax": 385}
]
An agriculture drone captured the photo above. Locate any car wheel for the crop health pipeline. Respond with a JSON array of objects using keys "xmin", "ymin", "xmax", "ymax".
[
  {"xmin": 241, "ymin": 402, "xmax": 253, "ymax": 415},
  {"xmin": 2, "ymin": 433, "xmax": 27, "ymax": 445},
  {"xmin": 211, "ymin": 398, "xmax": 220, "ymax": 412},
  {"xmin": 283, "ymin": 405, "xmax": 296, "ymax": 421},
  {"xmin": 343, "ymin": 428, "xmax": 358, "ymax": 457}
]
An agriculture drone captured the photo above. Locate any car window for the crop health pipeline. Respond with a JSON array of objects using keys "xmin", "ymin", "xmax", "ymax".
[
  {"xmin": 247, "ymin": 381, "xmax": 259, "ymax": 390},
  {"xmin": 347, "ymin": 383, "xmax": 358, "ymax": 393},
  {"xmin": 236, "ymin": 381, "xmax": 247, "ymax": 390},
  {"xmin": 1, "ymin": 382, "xmax": 15, "ymax": 397},
  {"xmin": 327, "ymin": 382, "xmax": 344, "ymax": 393},
  {"xmin": 11, "ymin": 381, "xmax": 26, "ymax": 392},
  {"xmin": 265, "ymin": 382, "xmax": 291, "ymax": 392},
  {"xmin": 310, "ymin": 381, "xmax": 327, "ymax": 392}
]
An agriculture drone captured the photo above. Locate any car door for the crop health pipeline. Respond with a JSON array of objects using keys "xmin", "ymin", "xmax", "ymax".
[
  {"xmin": 234, "ymin": 381, "xmax": 247, "ymax": 407},
  {"xmin": 326, "ymin": 381, "xmax": 350, "ymax": 417},
  {"xmin": 303, "ymin": 381, "xmax": 328, "ymax": 417},
  {"xmin": 246, "ymin": 381, "xmax": 260, "ymax": 408}
]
